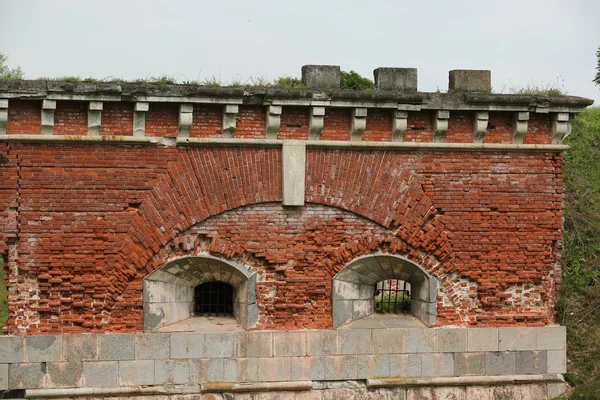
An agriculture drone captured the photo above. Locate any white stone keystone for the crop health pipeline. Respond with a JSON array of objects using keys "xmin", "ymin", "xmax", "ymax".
[
  {"xmin": 41, "ymin": 100, "xmax": 57, "ymax": 135},
  {"xmin": 473, "ymin": 111, "xmax": 489, "ymax": 143},
  {"xmin": 433, "ymin": 110, "xmax": 450, "ymax": 143},
  {"xmin": 223, "ymin": 104, "xmax": 239, "ymax": 138},
  {"xmin": 512, "ymin": 111, "xmax": 529, "ymax": 144},
  {"xmin": 87, "ymin": 101, "xmax": 103, "ymax": 136},
  {"xmin": 308, "ymin": 106, "xmax": 325, "ymax": 140},
  {"xmin": 351, "ymin": 107, "xmax": 367, "ymax": 141},
  {"xmin": 133, "ymin": 102, "xmax": 149, "ymax": 137},
  {"xmin": 178, "ymin": 104, "xmax": 193, "ymax": 138},
  {"xmin": 392, "ymin": 110, "xmax": 408, "ymax": 142},
  {"xmin": 0, "ymin": 99, "xmax": 8, "ymax": 135},
  {"xmin": 552, "ymin": 112, "xmax": 571, "ymax": 144},
  {"xmin": 282, "ymin": 141, "xmax": 306, "ymax": 206}
]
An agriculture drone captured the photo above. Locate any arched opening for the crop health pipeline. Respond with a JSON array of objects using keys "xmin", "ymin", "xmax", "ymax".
[
  {"xmin": 194, "ymin": 281, "xmax": 234, "ymax": 316},
  {"xmin": 142, "ymin": 255, "xmax": 257, "ymax": 331},
  {"xmin": 331, "ymin": 254, "xmax": 438, "ymax": 328}
]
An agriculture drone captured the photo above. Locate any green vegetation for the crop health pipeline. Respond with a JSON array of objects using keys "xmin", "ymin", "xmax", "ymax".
[
  {"xmin": 558, "ymin": 107, "xmax": 600, "ymax": 399},
  {"xmin": 0, "ymin": 258, "xmax": 7, "ymax": 333},
  {"xmin": 499, "ymin": 76, "xmax": 567, "ymax": 96},
  {"xmin": 594, "ymin": 47, "xmax": 600, "ymax": 87},
  {"xmin": 0, "ymin": 52, "xmax": 24, "ymax": 80},
  {"xmin": 375, "ymin": 294, "xmax": 410, "ymax": 312},
  {"xmin": 340, "ymin": 70, "xmax": 374, "ymax": 91}
]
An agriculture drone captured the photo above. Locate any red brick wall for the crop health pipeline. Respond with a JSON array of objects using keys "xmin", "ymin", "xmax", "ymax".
[
  {"xmin": 54, "ymin": 101, "xmax": 88, "ymax": 135},
  {"xmin": 236, "ymin": 106, "xmax": 266, "ymax": 138},
  {"xmin": 190, "ymin": 105, "xmax": 222, "ymax": 138},
  {"xmin": 321, "ymin": 108, "xmax": 351, "ymax": 141},
  {"xmin": 0, "ymin": 101, "xmax": 565, "ymax": 334},
  {"xmin": 525, "ymin": 113, "xmax": 553, "ymax": 144},
  {"xmin": 145, "ymin": 103, "xmax": 178, "ymax": 137},
  {"xmin": 100, "ymin": 102, "xmax": 133, "ymax": 136},
  {"xmin": 279, "ymin": 107, "xmax": 308, "ymax": 140},
  {"xmin": 363, "ymin": 109, "xmax": 392, "ymax": 142},
  {"xmin": 6, "ymin": 100, "xmax": 41, "ymax": 134}
]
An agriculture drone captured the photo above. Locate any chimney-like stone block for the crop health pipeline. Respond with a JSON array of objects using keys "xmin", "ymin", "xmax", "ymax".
[
  {"xmin": 374, "ymin": 68, "xmax": 418, "ymax": 91},
  {"xmin": 301, "ymin": 65, "xmax": 340, "ymax": 89},
  {"xmin": 449, "ymin": 70, "xmax": 491, "ymax": 92}
]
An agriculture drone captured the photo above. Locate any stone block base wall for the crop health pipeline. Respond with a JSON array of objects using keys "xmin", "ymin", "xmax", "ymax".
[{"xmin": 0, "ymin": 327, "xmax": 566, "ymax": 399}]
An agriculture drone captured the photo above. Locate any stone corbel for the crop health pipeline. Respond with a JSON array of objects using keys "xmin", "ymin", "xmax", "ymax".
[
  {"xmin": 433, "ymin": 110, "xmax": 449, "ymax": 143},
  {"xmin": 133, "ymin": 102, "xmax": 149, "ymax": 137},
  {"xmin": 88, "ymin": 101, "xmax": 103, "ymax": 136},
  {"xmin": 308, "ymin": 106, "xmax": 325, "ymax": 140},
  {"xmin": 351, "ymin": 108, "xmax": 367, "ymax": 141},
  {"xmin": 473, "ymin": 111, "xmax": 489, "ymax": 143},
  {"xmin": 178, "ymin": 104, "xmax": 193, "ymax": 138},
  {"xmin": 512, "ymin": 112, "xmax": 529, "ymax": 144},
  {"xmin": 392, "ymin": 110, "xmax": 408, "ymax": 142},
  {"xmin": 552, "ymin": 112, "xmax": 571, "ymax": 144},
  {"xmin": 265, "ymin": 105, "xmax": 282, "ymax": 139},
  {"xmin": 222, "ymin": 105, "xmax": 239, "ymax": 138},
  {"xmin": 41, "ymin": 100, "xmax": 56, "ymax": 135},
  {"xmin": 0, "ymin": 99, "xmax": 8, "ymax": 135}
]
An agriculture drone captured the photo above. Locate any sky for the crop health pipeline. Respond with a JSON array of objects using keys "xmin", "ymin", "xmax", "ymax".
[{"xmin": 1, "ymin": 0, "xmax": 599, "ymax": 105}]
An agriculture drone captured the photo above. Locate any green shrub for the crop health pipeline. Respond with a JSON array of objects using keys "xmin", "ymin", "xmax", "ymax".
[{"xmin": 340, "ymin": 70, "xmax": 373, "ymax": 91}]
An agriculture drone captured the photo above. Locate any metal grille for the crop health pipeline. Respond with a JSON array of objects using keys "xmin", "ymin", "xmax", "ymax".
[
  {"xmin": 374, "ymin": 279, "xmax": 411, "ymax": 313},
  {"xmin": 194, "ymin": 281, "xmax": 234, "ymax": 316}
]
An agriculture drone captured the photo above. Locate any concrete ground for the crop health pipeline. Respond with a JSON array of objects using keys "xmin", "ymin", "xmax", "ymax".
[{"xmin": 155, "ymin": 313, "xmax": 424, "ymax": 333}]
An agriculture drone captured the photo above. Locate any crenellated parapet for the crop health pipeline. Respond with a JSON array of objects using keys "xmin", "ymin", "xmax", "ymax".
[{"xmin": 0, "ymin": 66, "xmax": 592, "ymax": 146}]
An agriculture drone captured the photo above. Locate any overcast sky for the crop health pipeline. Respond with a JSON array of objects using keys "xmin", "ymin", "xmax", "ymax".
[{"xmin": 1, "ymin": 0, "xmax": 599, "ymax": 104}]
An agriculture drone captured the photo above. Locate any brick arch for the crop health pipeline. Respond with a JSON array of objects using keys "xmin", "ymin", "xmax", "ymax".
[{"xmin": 102, "ymin": 146, "xmax": 283, "ymax": 312}]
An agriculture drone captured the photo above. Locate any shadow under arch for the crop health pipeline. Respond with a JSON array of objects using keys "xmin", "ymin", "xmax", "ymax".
[
  {"xmin": 332, "ymin": 253, "xmax": 438, "ymax": 328},
  {"xmin": 143, "ymin": 255, "xmax": 257, "ymax": 331}
]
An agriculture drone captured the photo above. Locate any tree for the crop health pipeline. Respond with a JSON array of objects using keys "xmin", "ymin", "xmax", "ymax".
[
  {"xmin": 594, "ymin": 47, "xmax": 600, "ymax": 87},
  {"xmin": 340, "ymin": 70, "xmax": 373, "ymax": 91},
  {"xmin": 0, "ymin": 53, "xmax": 24, "ymax": 80}
]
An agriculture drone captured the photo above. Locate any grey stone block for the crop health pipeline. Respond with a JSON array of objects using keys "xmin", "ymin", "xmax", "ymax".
[
  {"xmin": 372, "ymin": 329, "xmax": 404, "ymax": 354},
  {"xmin": 237, "ymin": 332, "xmax": 272, "ymax": 358},
  {"xmin": 63, "ymin": 335, "xmax": 98, "ymax": 361},
  {"xmin": 98, "ymin": 334, "xmax": 134, "ymax": 361},
  {"xmin": 119, "ymin": 360, "xmax": 155, "ymax": 385},
  {"xmin": 135, "ymin": 333, "xmax": 170, "ymax": 360},
  {"xmin": 338, "ymin": 330, "xmax": 371, "ymax": 355},
  {"xmin": 536, "ymin": 326, "xmax": 566, "ymax": 350},
  {"xmin": 25, "ymin": 335, "xmax": 62, "ymax": 362},
  {"xmin": 374, "ymin": 68, "xmax": 418, "ymax": 92},
  {"xmin": 332, "ymin": 300, "xmax": 353, "ymax": 328},
  {"xmin": 273, "ymin": 331, "xmax": 306, "ymax": 357},
  {"xmin": 307, "ymin": 331, "xmax": 337, "ymax": 356},
  {"xmin": 0, "ymin": 336, "xmax": 23, "ymax": 363},
  {"xmin": 301, "ymin": 65, "xmax": 341, "ymax": 89},
  {"xmin": 322, "ymin": 355, "xmax": 357, "ymax": 380},
  {"xmin": 223, "ymin": 358, "xmax": 258, "ymax": 383},
  {"xmin": 436, "ymin": 328, "xmax": 467, "ymax": 352},
  {"xmin": 490, "ymin": 384, "xmax": 546, "ymax": 399},
  {"xmin": 421, "ymin": 353, "xmax": 454, "ymax": 377},
  {"xmin": 190, "ymin": 358, "xmax": 224, "ymax": 383},
  {"xmin": 467, "ymin": 328, "xmax": 498, "ymax": 352},
  {"xmin": 448, "ymin": 70, "xmax": 491, "ymax": 92},
  {"xmin": 547, "ymin": 382, "xmax": 568, "ymax": 399},
  {"xmin": 498, "ymin": 327, "xmax": 536, "ymax": 351},
  {"xmin": 204, "ymin": 333, "xmax": 236, "ymax": 358},
  {"xmin": 46, "ymin": 362, "xmax": 83, "ymax": 387},
  {"xmin": 290, "ymin": 357, "xmax": 311, "ymax": 381},
  {"xmin": 547, "ymin": 350, "xmax": 567, "ymax": 373},
  {"xmin": 408, "ymin": 387, "xmax": 466, "ymax": 400},
  {"xmin": 82, "ymin": 361, "xmax": 118, "ymax": 387},
  {"xmin": 465, "ymin": 386, "xmax": 491, "ymax": 400},
  {"xmin": 454, "ymin": 352, "xmax": 485, "ymax": 376},
  {"xmin": 405, "ymin": 329, "xmax": 436, "ymax": 353},
  {"xmin": 389, "ymin": 354, "xmax": 422, "ymax": 378},
  {"xmin": 0, "ymin": 364, "xmax": 6, "ymax": 390},
  {"xmin": 515, "ymin": 350, "xmax": 547, "ymax": 374},
  {"xmin": 282, "ymin": 141, "xmax": 306, "ymax": 206},
  {"xmin": 357, "ymin": 355, "xmax": 390, "ymax": 379},
  {"xmin": 486, "ymin": 351, "xmax": 516, "ymax": 375},
  {"xmin": 8, "ymin": 363, "xmax": 46, "ymax": 389},
  {"xmin": 171, "ymin": 333, "xmax": 204, "ymax": 359},
  {"xmin": 155, "ymin": 359, "xmax": 190, "ymax": 385},
  {"xmin": 257, "ymin": 357, "xmax": 292, "ymax": 382}
]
